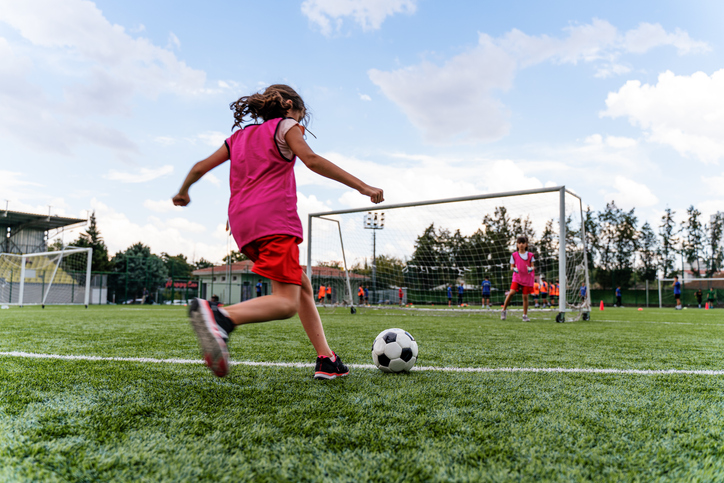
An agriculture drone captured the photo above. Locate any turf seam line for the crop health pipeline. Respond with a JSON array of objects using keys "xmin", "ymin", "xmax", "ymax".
[{"xmin": 2, "ymin": 351, "xmax": 724, "ymax": 375}]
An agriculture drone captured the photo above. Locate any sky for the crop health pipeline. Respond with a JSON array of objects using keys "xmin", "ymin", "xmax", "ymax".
[{"xmin": 1, "ymin": 0, "xmax": 723, "ymax": 265}]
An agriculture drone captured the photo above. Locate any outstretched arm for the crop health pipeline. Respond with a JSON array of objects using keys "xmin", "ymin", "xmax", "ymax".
[
  {"xmin": 173, "ymin": 145, "xmax": 230, "ymax": 206},
  {"xmin": 285, "ymin": 126, "xmax": 384, "ymax": 204}
]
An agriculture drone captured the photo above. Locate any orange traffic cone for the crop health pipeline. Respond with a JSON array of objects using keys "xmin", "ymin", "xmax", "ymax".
[
  {"xmin": 706, "ymin": 302, "xmax": 709, "ymax": 310},
  {"xmin": 599, "ymin": 300, "xmax": 604, "ymax": 311}
]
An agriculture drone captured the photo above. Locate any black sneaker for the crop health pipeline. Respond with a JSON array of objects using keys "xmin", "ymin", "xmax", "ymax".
[
  {"xmin": 188, "ymin": 298, "xmax": 230, "ymax": 377},
  {"xmin": 314, "ymin": 352, "xmax": 349, "ymax": 380}
]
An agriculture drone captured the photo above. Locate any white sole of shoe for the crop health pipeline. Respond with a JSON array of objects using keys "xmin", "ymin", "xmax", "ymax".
[{"xmin": 189, "ymin": 298, "xmax": 229, "ymax": 377}]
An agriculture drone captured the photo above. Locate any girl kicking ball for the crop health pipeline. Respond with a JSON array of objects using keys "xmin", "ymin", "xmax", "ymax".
[
  {"xmin": 173, "ymin": 84, "xmax": 383, "ymax": 379},
  {"xmin": 501, "ymin": 236, "xmax": 535, "ymax": 322}
]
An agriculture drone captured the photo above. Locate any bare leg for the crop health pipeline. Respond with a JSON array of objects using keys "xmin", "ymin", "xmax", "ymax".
[
  {"xmin": 502, "ymin": 290, "xmax": 517, "ymax": 310},
  {"xmin": 297, "ymin": 272, "xmax": 333, "ymax": 357},
  {"xmin": 220, "ymin": 274, "xmax": 333, "ymax": 357},
  {"xmin": 222, "ymin": 281, "xmax": 300, "ymax": 325},
  {"xmin": 523, "ymin": 294, "xmax": 529, "ymax": 315}
]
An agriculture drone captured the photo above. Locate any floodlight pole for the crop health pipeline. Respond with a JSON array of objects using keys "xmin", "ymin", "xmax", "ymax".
[{"xmin": 364, "ymin": 212, "xmax": 385, "ymax": 304}]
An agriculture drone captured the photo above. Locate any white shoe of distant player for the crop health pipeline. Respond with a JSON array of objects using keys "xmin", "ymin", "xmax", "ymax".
[
  {"xmin": 522, "ymin": 314, "xmax": 530, "ymax": 322},
  {"xmin": 500, "ymin": 309, "xmax": 507, "ymax": 320}
]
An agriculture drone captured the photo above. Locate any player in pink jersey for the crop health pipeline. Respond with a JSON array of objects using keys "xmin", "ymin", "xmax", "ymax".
[
  {"xmin": 173, "ymin": 85, "xmax": 383, "ymax": 379},
  {"xmin": 501, "ymin": 236, "xmax": 535, "ymax": 322}
]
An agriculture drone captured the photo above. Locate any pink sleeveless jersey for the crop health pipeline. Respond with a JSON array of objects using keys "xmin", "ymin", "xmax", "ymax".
[
  {"xmin": 225, "ymin": 118, "xmax": 303, "ymax": 250},
  {"xmin": 511, "ymin": 251, "xmax": 535, "ymax": 287}
]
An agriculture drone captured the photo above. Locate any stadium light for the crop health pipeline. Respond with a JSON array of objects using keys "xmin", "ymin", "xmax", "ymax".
[{"xmin": 364, "ymin": 212, "xmax": 385, "ymax": 303}]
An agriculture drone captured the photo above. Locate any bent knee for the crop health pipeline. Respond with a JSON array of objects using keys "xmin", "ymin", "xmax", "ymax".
[{"xmin": 278, "ymin": 299, "xmax": 298, "ymax": 319}]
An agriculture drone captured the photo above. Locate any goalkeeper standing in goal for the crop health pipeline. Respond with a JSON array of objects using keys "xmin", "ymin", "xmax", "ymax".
[
  {"xmin": 501, "ymin": 236, "xmax": 535, "ymax": 322},
  {"xmin": 173, "ymin": 84, "xmax": 383, "ymax": 379}
]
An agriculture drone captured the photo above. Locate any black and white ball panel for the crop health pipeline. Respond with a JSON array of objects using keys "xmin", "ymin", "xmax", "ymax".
[{"xmin": 372, "ymin": 328, "xmax": 419, "ymax": 373}]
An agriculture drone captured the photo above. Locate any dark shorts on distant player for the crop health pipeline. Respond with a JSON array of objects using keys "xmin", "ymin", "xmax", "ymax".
[
  {"xmin": 482, "ymin": 292, "xmax": 491, "ymax": 298},
  {"xmin": 242, "ymin": 235, "xmax": 302, "ymax": 286},
  {"xmin": 510, "ymin": 282, "xmax": 534, "ymax": 295}
]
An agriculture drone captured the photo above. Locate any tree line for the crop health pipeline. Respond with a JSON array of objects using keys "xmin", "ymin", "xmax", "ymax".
[{"xmin": 349, "ymin": 203, "xmax": 724, "ymax": 291}]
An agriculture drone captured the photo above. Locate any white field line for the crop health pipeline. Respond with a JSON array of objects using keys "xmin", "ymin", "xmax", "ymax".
[{"xmin": 1, "ymin": 351, "xmax": 724, "ymax": 375}]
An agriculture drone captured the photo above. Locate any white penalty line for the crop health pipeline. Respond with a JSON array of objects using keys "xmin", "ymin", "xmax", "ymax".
[{"xmin": 1, "ymin": 351, "xmax": 723, "ymax": 376}]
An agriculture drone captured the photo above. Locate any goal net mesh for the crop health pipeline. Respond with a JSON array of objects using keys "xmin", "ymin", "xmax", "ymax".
[
  {"xmin": 308, "ymin": 188, "xmax": 591, "ymax": 320},
  {"xmin": 0, "ymin": 247, "xmax": 91, "ymax": 306}
]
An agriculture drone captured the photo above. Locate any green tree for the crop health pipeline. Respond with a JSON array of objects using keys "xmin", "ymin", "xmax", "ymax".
[
  {"xmin": 72, "ymin": 211, "xmax": 113, "ymax": 272},
  {"xmin": 194, "ymin": 258, "xmax": 215, "ymax": 270},
  {"xmin": 222, "ymin": 250, "xmax": 248, "ymax": 264},
  {"xmin": 47, "ymin": 239, "xmax": 65, "ymax": 252},
  {"xmin": 408, "ymin": 223, "xmax": 442, "ymax": 290},
  {"xmin": 537, "ymin": 220, "xmax": 557, "ymax": 283},
  {"xmin": 708, "ymin": 212, "xmax": 724, "ymax": 276},
  {"xmin": 110, "ymin": 243, "xmax": 168, "ymax": 303},
  {"xmin": 682, "ymin": 206, "xmax": 704, "ymax": 277},
  {"xmin": 658, "ymin": 208, "xmax": 679, "ymax": 278},
  {"xmin": 161, "ymin": 253, "xmax": 195, "ymax": 279},
  {"xmin": 637, "ymin": 222, "xmax": 658, "ymax": 282}
]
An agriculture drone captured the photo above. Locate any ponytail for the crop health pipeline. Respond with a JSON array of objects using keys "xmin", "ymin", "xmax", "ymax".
[{"xmin": 230, "ymin": 84, "xmax": 309, "ymax": 131}]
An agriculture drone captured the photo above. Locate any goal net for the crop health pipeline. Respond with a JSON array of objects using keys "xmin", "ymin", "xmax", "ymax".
[
  {"xmin": 307, "ymin": 187, "xmax": 591, "ymax": 322},
  {"xmin": 0, "ymin": 247, "xmax": 92, "ymax": 307},
  {"xmin": 657, "ymin": 278, "xmax": 723, "ymax": 308}
]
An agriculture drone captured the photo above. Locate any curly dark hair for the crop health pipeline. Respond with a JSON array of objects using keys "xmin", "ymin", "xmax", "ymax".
[{"xmin": 230, "ymin": 84, "xmax": 309, "ymax": 131}]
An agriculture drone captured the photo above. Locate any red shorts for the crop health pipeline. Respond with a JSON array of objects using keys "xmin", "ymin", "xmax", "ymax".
[
  {"xmin": 241, "ymin": 235, "xmax": 302, "ymax": 286},
  {"xmin": 510, "ymin": 282, "xmax": 534, "ymax": 295}
]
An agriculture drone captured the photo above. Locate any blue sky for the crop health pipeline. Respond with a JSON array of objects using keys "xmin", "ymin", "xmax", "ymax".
[{"xmin": 1, "ymin": 0, "xmax": 723, "ymax": 263}]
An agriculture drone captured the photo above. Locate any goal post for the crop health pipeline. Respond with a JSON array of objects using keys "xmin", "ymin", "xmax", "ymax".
[
  {"xmin": 0, "ymin": 247, "xmax": 93, "ymax": 307},
  {"xmin": 307, "ymin": 186, "xmax": 591, "ymax": 321}
]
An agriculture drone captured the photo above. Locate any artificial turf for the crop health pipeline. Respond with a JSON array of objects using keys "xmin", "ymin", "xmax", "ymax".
[{"xmin": 1, "ymin": 305, "xmax": 723, "ymax": 481}]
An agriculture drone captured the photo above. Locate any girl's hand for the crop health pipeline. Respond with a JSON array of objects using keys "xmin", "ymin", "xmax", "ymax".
[
  {"xmin": 361, "ymin": 185, "xmax": 384, "ymax": 204},
  {"xmin": 527, "ymin": 266, "xmax": 533, "ymax": 273},
  {"xmin": 513, "ymin": 267, "xmax": 519, "ymax": 273},
  {"xmin": 173, "ymin": 192, "xmax": 190, "ymax": 206}
]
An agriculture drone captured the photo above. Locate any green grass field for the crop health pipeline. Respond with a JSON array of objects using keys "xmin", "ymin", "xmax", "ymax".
[{"xmin": 1, "ymin": 305, "xmax": 724, "ymax": 482}]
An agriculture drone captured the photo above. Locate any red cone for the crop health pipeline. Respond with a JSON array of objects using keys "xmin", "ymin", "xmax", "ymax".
[{"xmin": 599, "ymin": 300, "xmax": 604, "ymax": 311}]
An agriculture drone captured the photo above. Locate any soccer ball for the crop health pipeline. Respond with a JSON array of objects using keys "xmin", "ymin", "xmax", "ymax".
[{"xmin": 372, "ymin": 328, "xmax": 418, "ymax": 373}]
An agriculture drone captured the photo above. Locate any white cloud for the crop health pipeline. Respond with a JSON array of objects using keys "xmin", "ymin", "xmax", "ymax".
[
  {"xmin": 301, "ymin": 0, "xmax": 416, "ymax": 36},
  {"xmin": 359, "ymin": 94, "xmax": 372, "ymax": 101},
  {"xmin": 89, "ymin": 199, "xmax": 227, "ymax": 262},
  {"xmin": 105, "ymin": 165, "xmax": 174, "ymax": 183},
  {"xmin": 197, "ymin": 131, "xmax": 227, "ymax": 147},
  {"xmin": 0, "ymin": 0, "xmax": 212, "ymax": 156},
  {"xmin": 144, "ymin": 199, "xmax": 182, "ymax": 213},
  {"xmin": 149, "ymin": 216, "xmax": 206, "ymax": 234},
  {"xmin": 369, "ymin": 20, "xmax": 707, "ymax": 145},
  {"xmin": 203, "ymin": 173, "xmax": 222, "ymax": 187},
  {"xmin": 701, "ymin": 172, "xmax": 724, "ymax": 196},
  {"xmin": 167, "ymin": 32, "xmax": 181, "ymax": 50},
  {"xmin": 603, "ymin": 176, "xmax": 659, "ymax": 209},
  {"xmin": 602, "ymin": 70, "xmax": 724, "ymax": 164},
  {"xmin": 622, "ymin": 23, "xmax": 709, "ymax": 55}
]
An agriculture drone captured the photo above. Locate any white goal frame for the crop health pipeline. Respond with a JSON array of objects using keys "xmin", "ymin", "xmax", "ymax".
[
  {"xmin": 307, "ymin": 186, "xmax": 592, "ymax": 321},
  {"xmin": 0, "ymin": 247, "xmax": 93, "ymax": 307}
]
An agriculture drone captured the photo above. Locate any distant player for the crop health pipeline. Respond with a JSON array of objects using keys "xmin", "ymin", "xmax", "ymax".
[
  {"xmin": 533, "ymin": 280, "xmax": 540, "ymax": 308},
  {"xmin": 326, "ymin": 285, "xmax": 332, "ymax": 303},
  {"xmin": 256, "ymin": 279, "xmax": 263, "ymax": 297},
  {"xmin": 672, "ymin": 276, "xmax": 682, "ymax": 309},
  {"xmin": 707, "ymin": 287, "xmax": 717, "ymax": 308},
  {"xmin": 364, "ymin": 286, "xmax": 369, "ymax": 305},
  {"xmin": 501, "ymin": 236, "xmax": 535, "ymax": 322},
  {"xmin": 173, "ymin": 84, "xmax": 383, "ymax": 379},
  {"xmin": 399, "ymin": 287, "xmax": 404, "ymax": 306},
  {"xmin": 447, "ymin": 284, "xmax": 453, "ymax": 307},
  {"xmin": 481, "ymin": 277, "xmax": 491, "ymax": 308},
  {"xmin": 317, "ymin": 284, "xmax": 326, "ymax": 304},
  {"xmin": 540, "ymin": 278, "xmax": 548, "ymax": 308},
  {"xmin": 695, "ymin": 288, "xmax": 703, "ymax": 308},
  {"xmin": 580, "ymin": 283, "xmax": 587, "ymax": 303},
  {"xmin": 358, "ymin": 285, "xmax": 364, "ymax": 305},
  {"xmin": 615, "ymin": 286, "xmax": 622, "ymax": 307},
  {"xmin": 458, "ymin": 283, "xmax": 464, "ymax": 306}
]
